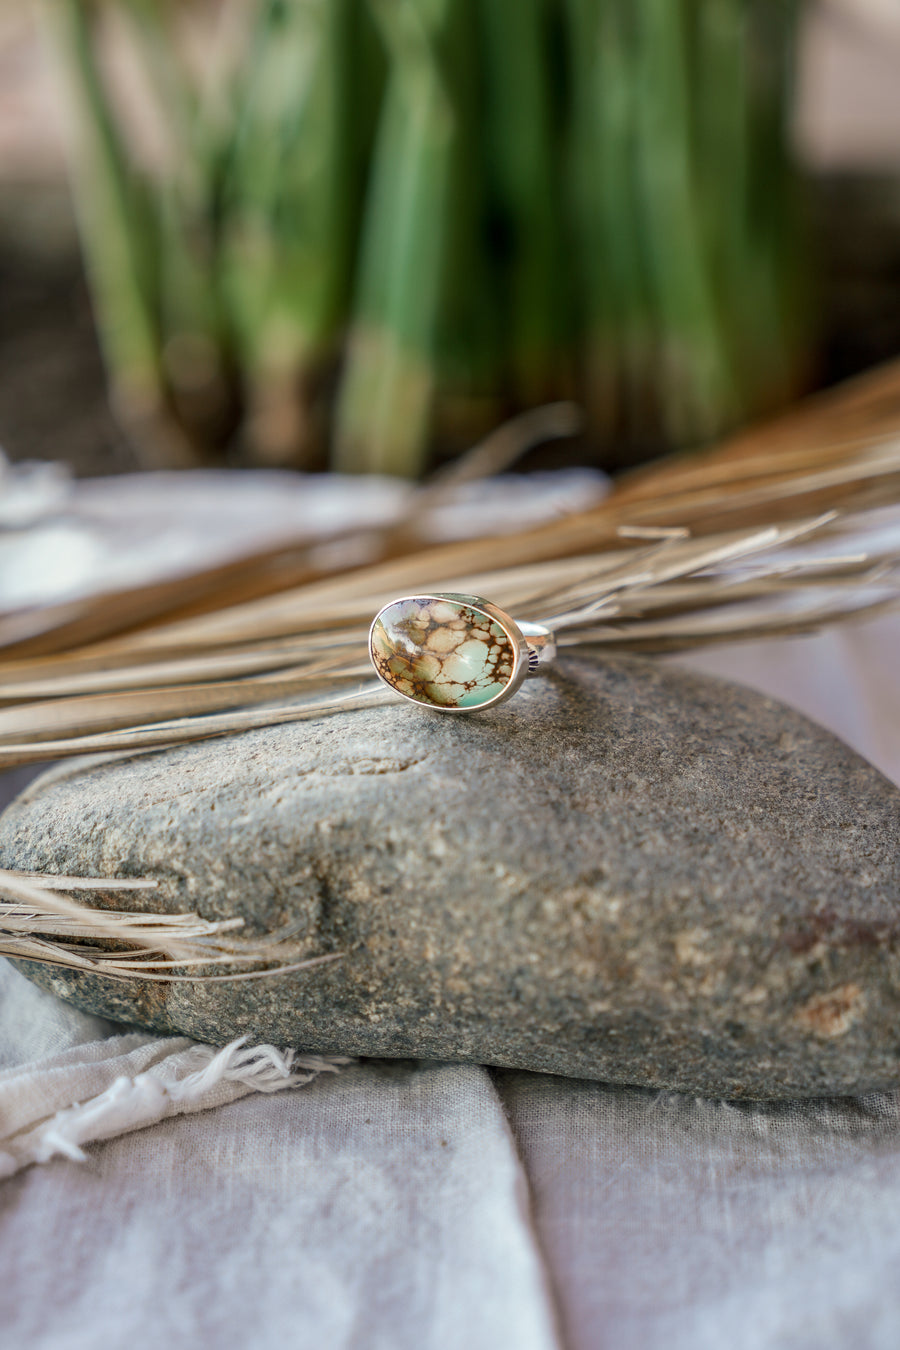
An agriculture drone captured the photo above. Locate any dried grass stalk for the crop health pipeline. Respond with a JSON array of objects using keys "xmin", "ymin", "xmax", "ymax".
[
  {"xmin": 1, "ymin": 363, "xmax": 899, "ymax": 770},
  {"xmin": 0, "ymin": 869, "xmax": 341, "ymax": 982}
]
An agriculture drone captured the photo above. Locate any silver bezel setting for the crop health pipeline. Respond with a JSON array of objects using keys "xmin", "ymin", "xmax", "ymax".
[{"xmin": 368, "ymin": 593, "xmax": 531, "ymax": 713}]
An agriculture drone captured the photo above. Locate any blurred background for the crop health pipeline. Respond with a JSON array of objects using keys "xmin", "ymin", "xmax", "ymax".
[{"xmin": 1, "ymin": 0, "xmax": 900, "ymax": 484}]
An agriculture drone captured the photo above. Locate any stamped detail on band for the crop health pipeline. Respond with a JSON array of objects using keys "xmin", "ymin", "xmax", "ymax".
[{"xmin": 370, "ymin": 597, "xmax": 517, "ymax": 709}]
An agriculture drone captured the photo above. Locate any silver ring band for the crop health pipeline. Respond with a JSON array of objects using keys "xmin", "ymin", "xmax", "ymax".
[{"xmin": 518, "ymin": 620, "xmax": 558, "ymax": 676}]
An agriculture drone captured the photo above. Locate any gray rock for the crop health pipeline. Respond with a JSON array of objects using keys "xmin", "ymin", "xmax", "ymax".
[{"xmin": 2, "ymin": 653, "xmax": 899, "ymax": 1099}]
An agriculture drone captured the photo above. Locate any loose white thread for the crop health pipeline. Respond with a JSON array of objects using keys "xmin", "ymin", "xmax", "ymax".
[{"xmin": 0, "ymin": 1037, "xmax": 351, "ymax": 1177}]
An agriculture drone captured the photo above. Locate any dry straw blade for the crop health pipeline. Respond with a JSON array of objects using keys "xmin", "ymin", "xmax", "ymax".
[
  {"xmin": 5, "ymin": 358, "xmax": 900, "ymax": 663},
  {"xmin": 1, "ymin": 362, "xmax": 900, "ymax": 772},
  {"xmin": 0, "ymin": 868, "xmax": 342, "ymax": 982}
]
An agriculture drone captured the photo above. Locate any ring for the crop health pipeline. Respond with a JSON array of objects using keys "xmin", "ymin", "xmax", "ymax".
[{"xmin": 368, "ymin": 593, "xmax": 557, "ymax": 713}]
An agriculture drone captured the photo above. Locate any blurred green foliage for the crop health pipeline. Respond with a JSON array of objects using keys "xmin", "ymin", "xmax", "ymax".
[{"xmin": 46, "ymin": 0, "xmax": 810, "ymax": 476}]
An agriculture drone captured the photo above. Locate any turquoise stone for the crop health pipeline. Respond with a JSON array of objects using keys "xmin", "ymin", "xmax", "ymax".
[{"xmin": 370, "ymin": 597, "xmax": 517, "ymax": 709}]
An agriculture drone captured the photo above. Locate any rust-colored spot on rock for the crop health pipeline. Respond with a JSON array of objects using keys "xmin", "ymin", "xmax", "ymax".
[{"xmin": 793, "ymin": 983, "xmax": 865, "ymax": 1038}]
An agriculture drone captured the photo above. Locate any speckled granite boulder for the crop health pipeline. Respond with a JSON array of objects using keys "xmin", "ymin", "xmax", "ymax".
[{"xmin": 2, "ymin": 653, "xmax": 899, "ymax": 1099}]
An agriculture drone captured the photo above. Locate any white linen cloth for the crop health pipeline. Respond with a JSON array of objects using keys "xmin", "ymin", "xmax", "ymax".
[
  {"xmin": 2, "ymin": 472, "xmax": 900, "ymax": 1349},
  {"xmin": 0, "ymin": 962, "xmax": 561, "ymax": 1350},
  {"xmin": 0, "ymin": 1033, "xmax": 349, "ymax": 1177}
]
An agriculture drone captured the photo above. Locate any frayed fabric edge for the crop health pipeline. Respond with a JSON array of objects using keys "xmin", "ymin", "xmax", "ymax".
[{"xmin": 0, "ymin": 1036, "xmax": 352, "ymax": 1178}]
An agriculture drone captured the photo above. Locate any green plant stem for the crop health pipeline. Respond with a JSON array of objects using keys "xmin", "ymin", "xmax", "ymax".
[
  {"xmin": 567, "ymin": 0, "xmax": 667, "ymax": 449},
  {"xmin": 39, "ymin": 0, "xmax": 193, "ymax": 464},
  {"xmin": 478, "ymin": 0, "xmax": 569, "ymax": 408},
  {"xmin": 333, "ymin": 0, "xmax": 464, "ymax": 478},
  {"xmin": 222, "ymin": 0, "xmax": 366, "ymax": 465},
  {"xmin": 428, "ymin": 0, "xmax": 504, "ymax": 454},
  {"xmin": 121, "ymin": 0, "xmax": 239, "ymax": 455},
  {"xmin": 631, "ymin": 0, "xmax": 739, "ymax": 445},
  {"xmin": 745, "ymin": 0, "xmax": 810, "ymax": 407}
]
